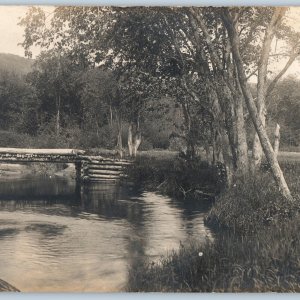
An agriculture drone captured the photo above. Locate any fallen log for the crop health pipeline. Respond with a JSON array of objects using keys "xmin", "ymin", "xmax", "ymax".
[
  {"xmin": 89, "ymin": 160, "xmax": 132, "ymax": 166},
  {"xmin": 0, "ymin": 148, "xmax": 85, "ymax": 155},
  {"xmin": 89, "ymin": 174, "xmax": 120, "ymax": 179},
  {"xmin": 89, "ymin": 169, "xmax": 122, "ymax": 175},
  {"xmin": 88, "ymin": 165, "xmax": 124, "ymax": 171}
]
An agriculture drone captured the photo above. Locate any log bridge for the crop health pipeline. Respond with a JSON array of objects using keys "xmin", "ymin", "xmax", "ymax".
[{"xmin": 0, "ymin": 148, "xmax": 132, "ymax": 183}]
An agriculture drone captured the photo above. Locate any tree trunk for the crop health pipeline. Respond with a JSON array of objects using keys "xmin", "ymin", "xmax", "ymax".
[
  {"xmin": 274, "ymin": 123, "xmax": 280, "ymax": 158},
  {"xmin": 251, "ymin": 8, "xmax": 287, "ymax": 170},
  {"xmin": 109, "ymin": 104, "xmax": 113, "ymax": 127},
  {"xmin": 128, "ymin": 123, "xmax": 133, "ymax": 157},
  {"xmin": 210, "ymin": 87, "xmax": 235, "ymax": 186},
  {"xmin": 128, "ymin": 121, "xmax": 142, "ymax": 158},
  {"xmin": 56, "ymin": 94, "xmax": 61, "ymax": 136},
  {"xmin": 133, "ymin": 132, "xmax": 142, "ymax": 157},
  {"xmin": 117, "ymin": 129, "xmax": 123, "ymax": 159},
  {"xmin": 220, "ymin": 130, "xmax": 234, "ymax": 187},
  {"xmin": 181, "ymin": 101, "xmax": 196, "ymax": 159},
  {"xmin": 235, "ymin": 93, "xmax": 249, "ymax": 176},
  {"xmin": 115, "ymin": 110, "xmax": 123, "ymax": 158},
  {"xmin": 222, "ymin": 9, "xmax": 292, "ymax": 200}
]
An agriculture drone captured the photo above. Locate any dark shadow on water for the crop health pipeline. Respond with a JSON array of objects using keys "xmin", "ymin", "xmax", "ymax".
[
  {"xmin": 25, "ymin": 223, "xmax": 67, "ymax": 236},
  {"xmin": 0, "ymin": 228, "xmax": 20, "ymax": 239},
  {"xmin": 78, "ymin": 183, "xmax": 145, "ymax": 224},
  {"xmin": 0, "ymin": 175, "xmax": 145, "ymax": 223}
]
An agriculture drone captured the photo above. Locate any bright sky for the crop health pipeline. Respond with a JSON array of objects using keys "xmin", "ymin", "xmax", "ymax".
[
  {"xmin": 0, "ymin": 5, "xmax": 300, "ymax": 78},
  {"xmin": 0, "ymin": 6, "xmax": 53, "ymax": 57}
]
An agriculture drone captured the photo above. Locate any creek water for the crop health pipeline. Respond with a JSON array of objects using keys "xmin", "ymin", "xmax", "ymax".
[{"xmin": 0, "ymin": 175, "xmax": 212, "ymax": 292}]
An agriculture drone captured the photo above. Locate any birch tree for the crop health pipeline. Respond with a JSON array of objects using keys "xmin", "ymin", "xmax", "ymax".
[{"xmin": 221, "ymin": 7, "xmax": 293, "ymax": 200}]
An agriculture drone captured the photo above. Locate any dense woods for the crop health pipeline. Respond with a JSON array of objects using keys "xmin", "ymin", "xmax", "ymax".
[{"xmin": 0, "ymin": 7, "xmax": 299, "ymax": 197}]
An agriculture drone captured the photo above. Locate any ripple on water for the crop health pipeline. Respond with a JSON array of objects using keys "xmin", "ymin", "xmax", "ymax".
[{"xmin": 0, "ymin": 176, "xmax": 212, "ymax": 292}]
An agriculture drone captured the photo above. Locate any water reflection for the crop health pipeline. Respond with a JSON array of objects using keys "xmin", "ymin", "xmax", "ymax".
[{"xmin": 0, "ymin": 175, "xmax": 212, "ymax": 292}]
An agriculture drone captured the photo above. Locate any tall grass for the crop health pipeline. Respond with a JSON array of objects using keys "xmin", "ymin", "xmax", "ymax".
[
  {"xmin": 127, "ymin": 215, "xmax": 300, "ymax": 292},
  {"xmin": 207, "ymin": 162, "xmax": 300, "ymax": 233},
  {"xmin": 127, "ymin": 161, "xmax": 300, "ymax": 292}
]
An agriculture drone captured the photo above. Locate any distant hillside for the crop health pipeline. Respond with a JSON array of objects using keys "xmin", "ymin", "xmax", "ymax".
[{"xmin": 0, "ymin": 53, "xmax": 34, "ymax": 76}]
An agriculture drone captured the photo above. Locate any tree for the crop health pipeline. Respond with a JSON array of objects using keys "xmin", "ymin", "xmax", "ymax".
[
  {"xmin": 20, "ymin": 7, "xmax": 170, "ymax": 157},
  {"xmin": 19, "ymin": 6, "xmax": 297, "ymax": 195},
  {"xmin": 221, "ymin": 7, "xmax": 292, "ymax": 200},
  {"xmin": 27, "ymin": 50, "xmax": 82, "ymax": 136},
  {"xmin": 0, "ymin": 70, "xmax": 37, "ymax": 134},
  {"xmin": 267, "ymin": 76, "xmax": 300, "ymax": 147}
]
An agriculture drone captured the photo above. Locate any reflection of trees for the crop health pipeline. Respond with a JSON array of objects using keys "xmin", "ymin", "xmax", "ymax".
[
  {"xmin": 79, "ymin": 183, "xmax": 144, "ymax": 224},
  {"xmin": 171, "ymin": 197, "xmax": 213, "ymax": 240},
  {"xmin": 170, "ymin": 197, "xmax": 212, "ymax": 221},
  {"xmin": 79, "ymin": 182, "xmax": 149, "ymax": 286},
  {"xmin": 0, "ymin": 176, "xmax": 80, "ymax": 210},
  {"xmin": 0, "ymin": 176, "xmax": 75, "ymax": 198},
  {"xmin": 0, "ymin": 176, "xmax": 212, "ymax": 290}
]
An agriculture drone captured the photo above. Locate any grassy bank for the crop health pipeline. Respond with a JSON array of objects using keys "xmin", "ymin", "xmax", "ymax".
[
  {"xmin": 127, "ymin": 215, "xmax": 300, "ymax": 292},
  {"xmin": 126, "ymin": 159, "xmax": 300, "ymax": 292},
  {"xmin": 206, "ymin": 162, "xmax": 300, "ymax": 233},
  {"xmin": 126, "ymin": 155, "xmax": 224, "ymax": 200}
]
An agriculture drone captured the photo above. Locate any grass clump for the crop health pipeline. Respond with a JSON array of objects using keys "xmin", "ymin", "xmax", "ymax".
[
  {"xmin": 206, "ymin": 163, "xmax": 300, "ymax": 233},
  {"xmin": 127, "ymin": 215, "xmax": 300, "ymax": 292}
]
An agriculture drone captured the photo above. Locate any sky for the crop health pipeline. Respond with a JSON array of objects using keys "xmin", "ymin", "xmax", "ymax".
[{"xmin": 0, "ymin": 5, "xmax": 300, "ymax": 79}]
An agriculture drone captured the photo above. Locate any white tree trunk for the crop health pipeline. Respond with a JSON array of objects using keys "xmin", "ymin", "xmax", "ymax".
[
  {"xmin": 251, "ymin": 8, "xmax": 287, "ymax": 170},
  {"xmin": 133, "ymin": 132, "xmax": 142, "ymax": 158},
  {"xmin": 115, "ymin": 110, "xmax": 123, "ymax": 158},
  {"xmin": 235, "ymin": 93, "xmax": 249, "ymax": 176},
  {"xmin": 128, "ymin": 123, "xmax": 133, "ymax": 157},
  {"xmin": 274, "ymin": 123, "xmax": 280, "ymax": 158},
  {"xmin": 128, "ymin": 123, "xmax": 142, "ymax": 158},
  {"xmin": 56, "ymin": 106, "xmax": 60, "ymax": 136},
  {"xmin": 222, "ymin": 8, "xmax": 292, "ymax": 201}
]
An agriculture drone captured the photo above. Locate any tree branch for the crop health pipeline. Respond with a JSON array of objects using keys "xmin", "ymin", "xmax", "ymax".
[{"xmin": 266, "ymin": 49, "xmax": 300, "ymax": 96}]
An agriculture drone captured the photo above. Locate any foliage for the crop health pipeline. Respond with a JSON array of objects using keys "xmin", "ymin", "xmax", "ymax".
[
  {"xmin": 207, "ymin": 162, "xmax": 300, "ymax": 233},
  {"xmin": 267, "ymin": 76, "xmax": 300, "ymax": 147},
  {"xmin": 127, "ymin": 155, "xmax": 223, "ymax": 199}
]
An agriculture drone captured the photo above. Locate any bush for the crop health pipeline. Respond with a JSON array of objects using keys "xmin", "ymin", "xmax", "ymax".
[
  {"xmin": 127, "ymin": 156, "xmax": 222, "ymax": 200},
  {"xmin": 0, "ymin": 130, "xmax": 33, "ymax": 148}
]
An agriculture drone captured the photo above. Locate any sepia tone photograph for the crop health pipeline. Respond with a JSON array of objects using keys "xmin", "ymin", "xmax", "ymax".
[{"xmin": 0, "ymin": 5, "xmax": 299, "ymax": 293}]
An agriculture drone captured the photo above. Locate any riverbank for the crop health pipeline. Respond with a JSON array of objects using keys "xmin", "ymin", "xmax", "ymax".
[
  {"xmin": 127, "ymin": 214, "xmax": 300, "ymax": 292},
  {"xmin": 126, "ymin": 155, "xmax": 223, "ymax": 201},
  {"xmin": 126, "ymin": 158, "xmax": 300, "ymax": 292}
]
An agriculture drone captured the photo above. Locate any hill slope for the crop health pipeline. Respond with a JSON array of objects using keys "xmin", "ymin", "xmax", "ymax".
[{"xmin": 0, "ymin": 53, "xmax": 33, "ymax": 75}]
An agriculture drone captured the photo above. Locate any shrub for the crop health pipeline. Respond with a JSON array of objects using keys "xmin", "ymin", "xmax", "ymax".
[
  {"xmin": 127, "ymin": 156, "xmax": 222, "ymax": 200},
  {"xmin": 0, "ymin": 130, "xmax": 33, "ymax": 148}
]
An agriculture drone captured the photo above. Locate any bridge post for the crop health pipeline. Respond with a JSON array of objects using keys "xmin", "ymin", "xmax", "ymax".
[
  {"xmin": 75, "ymin": 161, "xmax": 82, "ymax": 183},
  {"xmin": 82, "ymin": 161, "xmax": 90, "ymax": 181}
]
